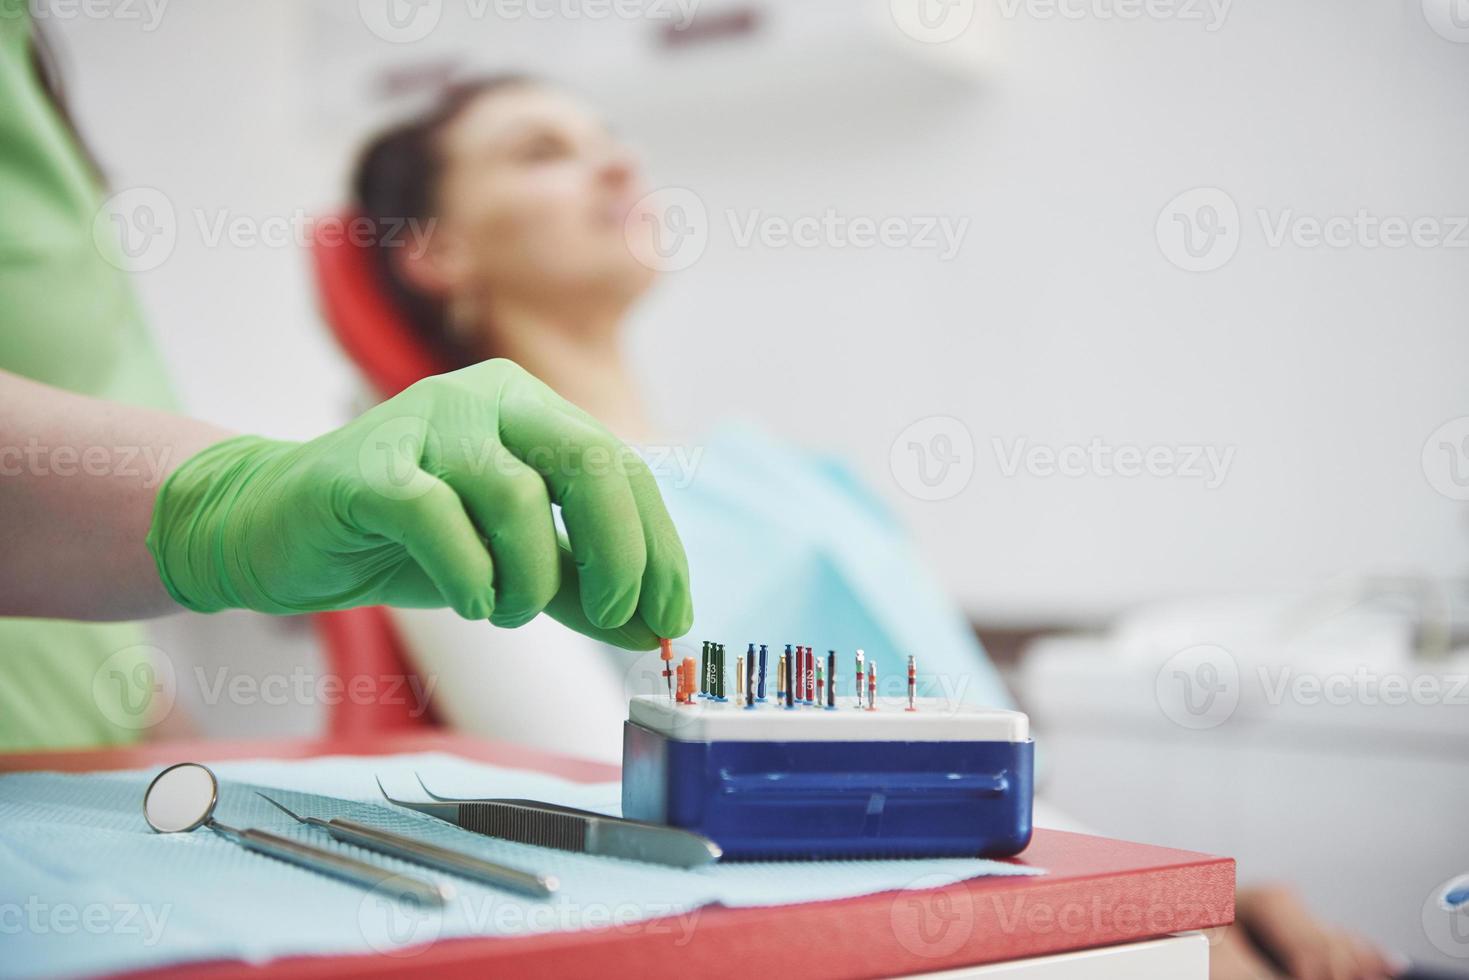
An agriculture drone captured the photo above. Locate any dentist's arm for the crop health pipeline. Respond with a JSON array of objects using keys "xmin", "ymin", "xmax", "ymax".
[
  {"xmin": 0, "ymin": 367, "xmax": 226, "ymax": 620},
  {"xmin": 0, "ymin": 360, "xmax": 694, "ymax": 649}
]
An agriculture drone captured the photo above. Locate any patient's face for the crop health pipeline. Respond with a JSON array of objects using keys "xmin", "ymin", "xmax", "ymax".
[{"xmin": 433, "ymin": 85, "xmax": 657, "ymax": 314}]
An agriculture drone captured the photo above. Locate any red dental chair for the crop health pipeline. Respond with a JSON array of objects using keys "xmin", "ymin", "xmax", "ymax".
[{"xmin": 307, "ymin": 213, "xmax": 450, "ymax": 734}]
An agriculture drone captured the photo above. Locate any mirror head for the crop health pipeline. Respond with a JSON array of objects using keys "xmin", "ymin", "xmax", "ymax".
[{"xmin": 143, "ymin": 762, "xmax": 219, "ymax": 833}]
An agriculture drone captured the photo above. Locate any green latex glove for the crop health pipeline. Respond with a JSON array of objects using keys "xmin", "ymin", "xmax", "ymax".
[{"xmin": 146, "ymin": 359, "xmax": 693, "ymax": 649}]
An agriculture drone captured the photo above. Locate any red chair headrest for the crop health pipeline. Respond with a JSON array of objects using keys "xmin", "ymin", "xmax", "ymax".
[{"xmin": 310, "ymin": 211, "xmax": 449, "ymax": 398}]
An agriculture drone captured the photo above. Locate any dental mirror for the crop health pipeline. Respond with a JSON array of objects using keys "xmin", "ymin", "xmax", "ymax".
[
  {"xmin": 143, "ymin": 762, "xmax": 218, "ymax": 833},
  {"xmin": 143, "ymin": 762, "xmax": 448, "ymax": 907}
]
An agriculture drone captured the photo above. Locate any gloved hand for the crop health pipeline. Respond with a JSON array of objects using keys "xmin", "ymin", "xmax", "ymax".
[{"xmin": 146, "ymin": 359, "xmax": 692, "ymax": 649}]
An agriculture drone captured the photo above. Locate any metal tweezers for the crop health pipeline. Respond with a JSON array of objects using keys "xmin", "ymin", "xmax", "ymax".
[{"xmin": 377, "ymin": 775, "xmax": 721, "ymax": 868}]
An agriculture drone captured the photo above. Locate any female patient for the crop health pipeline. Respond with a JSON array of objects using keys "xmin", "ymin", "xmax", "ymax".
[
  {"xmin": 350, "ymin": 77, "xmax": 1010, "ymax": 761},
  {"xmin": 348, "ymin": 79, "xmax": 1398, "ymax": 980}
]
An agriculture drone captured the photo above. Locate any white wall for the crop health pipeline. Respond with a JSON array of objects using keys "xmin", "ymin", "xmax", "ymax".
[{"xmin": 51, "ymin": 0, "xmax": 1469, "ymax": 628}]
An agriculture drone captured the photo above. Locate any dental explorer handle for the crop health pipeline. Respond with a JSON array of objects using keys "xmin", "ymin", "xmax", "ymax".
[
  {"xmin": 311, "ymin": 816, "xmax": 557, "ymax": 898},
  {"xmin": 221, "ymin": 824, "xmax": 449, "ymax": 907}
]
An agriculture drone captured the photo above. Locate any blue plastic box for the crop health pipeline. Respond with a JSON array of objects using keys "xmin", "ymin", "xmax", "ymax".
[{"xmin": 621, "ymin": 695, "xmax": 1034, "ymax": 860}]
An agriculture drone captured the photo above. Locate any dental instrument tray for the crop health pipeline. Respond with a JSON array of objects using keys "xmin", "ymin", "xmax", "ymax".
[{"xmin": 621, "ymin": 694, "xmax": 1034, "ymax": 861}]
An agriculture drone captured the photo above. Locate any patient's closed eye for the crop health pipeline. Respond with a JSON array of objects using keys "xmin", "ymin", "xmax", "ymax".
[{"xmin": 511, "ymin": 131, "xmax": 574, "ymax": 164}]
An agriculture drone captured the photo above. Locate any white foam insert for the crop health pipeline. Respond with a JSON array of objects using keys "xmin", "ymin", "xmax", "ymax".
[{"xmin": 628, "ymin": 695, "xmax": 1029, "ymax": 743}]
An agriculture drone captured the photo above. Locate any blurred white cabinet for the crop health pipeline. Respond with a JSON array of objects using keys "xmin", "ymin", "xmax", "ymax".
[{"xmin": 1017, "ymin": 600, "xmax": 1469, "ymax": 971}]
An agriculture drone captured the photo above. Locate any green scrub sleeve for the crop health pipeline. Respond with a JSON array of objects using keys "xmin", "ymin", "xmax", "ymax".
[{"xmin": 0, "ymin": 10, "xmax": 181, "ymax": 751}]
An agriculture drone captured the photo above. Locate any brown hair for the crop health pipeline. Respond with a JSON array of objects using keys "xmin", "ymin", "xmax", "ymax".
[{"xmin": 351, "ymin": 76, "xmax": 530, "ymax": 370}]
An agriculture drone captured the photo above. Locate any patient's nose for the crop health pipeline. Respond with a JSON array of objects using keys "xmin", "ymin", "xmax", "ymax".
[{"xmin": 596, "ymin": 143, "xmax": 642, "ymax": 193}]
